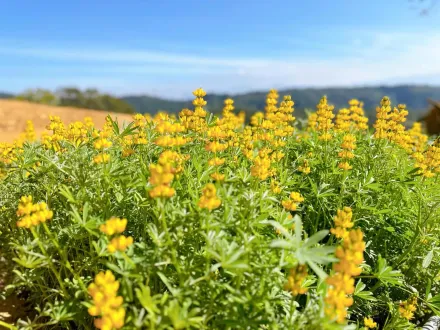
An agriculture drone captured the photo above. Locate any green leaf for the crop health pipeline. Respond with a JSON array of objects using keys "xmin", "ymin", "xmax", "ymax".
[
  {"xmin": 354, "ymin": 280, "xmax": 376, "ymax": 301},
  {"xmin": 373, "ymin": 256, "xmax": 404, "ymax": 286},
  {"xmin": 270, "ymin": 240, "xmax": 293, "ymax": 249},
  {"xmin": 303, "ymin": 230, "xmax": 329, "ymax": 248},
  {"xmin": 422, "ymin": 250, "xmax": 434, "ymax": 269},
  {"xmin": 427, "ymin": 293, "xmax": 440, "ymax": 315},
  {"xmin": 135, "ymin": 283, "xmax": 160, "ymax": 315},
  {"xmin": 307, "ymin": 260, "xmax": 328, "ymax": 280},
  {"xmin": 157, "ymin": 272, "xmax": 178, "ymax": 296}
]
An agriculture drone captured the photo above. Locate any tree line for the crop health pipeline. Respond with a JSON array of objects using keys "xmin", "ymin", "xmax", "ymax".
[{"xmin": 15, "ymin": 87, "xmax": 135, "ymax": 114}]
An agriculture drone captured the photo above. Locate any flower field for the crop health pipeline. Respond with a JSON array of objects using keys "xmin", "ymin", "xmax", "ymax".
[{"xmin": 0, "ymin": 88, "xmax": 439, "ymax": 329}]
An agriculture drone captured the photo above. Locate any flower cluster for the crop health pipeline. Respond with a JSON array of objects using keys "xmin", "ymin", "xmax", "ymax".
[
  {"xmin": 330, "ymin": 207, "xmax": 354, "ymax": 239},
  {"xmin": 325, "ymin": 211, "xmax": 365, "ymax": 324},
  {"xmin": 17, "ymin": 120, "xmax": 37, "ymax": 144},
  {"xmin": 364, "ymin": 317, "xmax": 377, "ymax": 329},
  {"xmin": 42, "ymin": 115, "xmax": 66, "ymax": 152},
  {"xmin": 87, "ymin": 270, "xmax": 125, "ymax": 330},
  {"xmin": 16, "ymin": 195, "xmax": 53, "ymax": 228},
  {"xmin": 99, "ymin": 217, "xmax": 133, "ymax": 253},
  {"xmin": 414, "ymin": 142, "xmax": 440, "ymax": 178},
  {"xmin": 338, "ymin": 134, "xmax": 356, "ymax": 171},
  {"xmin": 93, "ymin": 131, "xmax": 113, "ymax": 164},
  {"xmin": 335, "ymin": 108, "xmax": 351, "ymax": 132},
  {"xmin": 250, "ymin": 148, "xmax": 279, "ymax": 181},
  {"xmin": 316, "ymin": 96, "xmax": 335, "ymax": 141},
  {"xmin": 179, "ymin": 88, "xmax": 208, "ymax": 132},
  {"xmin": 198, "ymin": 183, "xmax": 221, "ymax": 210},
  {"xmin": 297, "ymin": 159, "xmax": 311, "ymax": 175},
  {"xmin": 398, "ymin": 296, "xmax": 417, "ymax": 320},
  {"xmin": 148, "ymin": 150, "xmax": 188, "ymax": 198},
  {"xmin": 284, "ymin": 264, "xmax": 309, "ymax": 296},
  {"xmin": 154, "ymin": 118, "xmax": 188, "ymax": 147},
  {"xmin": 206, "ymin": 125, "xmax": 229, "ymax": 181},
  {"xmin": 282, "ymin": 192, "xmax": 304, "ymax": 211},
  {"xmin": 307, "ymin": 112, "xmax": 318, "ymax": 132},
  {"xmin": 373, "ymin": 97, "xmax": 409, "ymax": 145},
  {"xmin": 0, "ymin": 141, "xmax": 22, "ymax": 167},
  {"xmin": 349, "ymin": 99, "xmax": 368, "ymax": 131}
]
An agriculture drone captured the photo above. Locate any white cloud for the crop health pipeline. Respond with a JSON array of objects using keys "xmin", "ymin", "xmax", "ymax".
[{"xmin": 1, "ymin": 29, "xmax": 440, "ymax": 98}]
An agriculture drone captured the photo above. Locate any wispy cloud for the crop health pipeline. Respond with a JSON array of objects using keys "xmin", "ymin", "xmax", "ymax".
[{"xmin": 1, "ymin": 29, "xmax": 440, "ymax": 98}]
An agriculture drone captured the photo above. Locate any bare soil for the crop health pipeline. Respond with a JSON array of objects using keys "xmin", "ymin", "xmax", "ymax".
[{"xmin": 0, "ymin": 99, "xmax": 134, "ymax": 143}]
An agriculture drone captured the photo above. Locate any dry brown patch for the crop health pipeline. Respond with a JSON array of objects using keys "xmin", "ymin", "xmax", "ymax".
[{"xmin": 0, "ymin": 99, "xmax": 134, "ymax": 142}]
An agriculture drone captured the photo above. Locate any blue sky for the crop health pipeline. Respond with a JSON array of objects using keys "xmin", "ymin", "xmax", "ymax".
[{"xmin": 1, "ymin": 0, "xmax": 439, "ymax": 99}]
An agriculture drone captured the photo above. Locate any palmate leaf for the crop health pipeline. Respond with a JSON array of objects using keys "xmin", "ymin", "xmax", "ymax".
[
  {"xmin": 268, "ymin": 216, "xmax": 335, "ymax": 279},
  {"xmin": 135, "ymin": 283, "xmax": 160, "ymax": 315},
  {"xmin": 373, "ymin": 256, "xmax": 404, "ymax": 286},
  {"xmin": 12, "ymin": 252, "xmax": 47, "ymax": 269},
  {"xmin": 427, "ymin": 293, "xmax": 440, "ymax": 315},
  {"xmin": 354, "ymin": 280, "xmax": 376, "ymax": 301}
]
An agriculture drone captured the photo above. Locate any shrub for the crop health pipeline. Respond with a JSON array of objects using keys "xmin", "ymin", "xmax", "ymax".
[{"xmin": 0, "ymin": 90, "xmax": 439, "ymax": 329}]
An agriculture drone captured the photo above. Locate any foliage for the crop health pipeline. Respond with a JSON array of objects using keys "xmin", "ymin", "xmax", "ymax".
[
  {"xmin": 0, "ymin": 89, "xmax": 440, "ymax": 329},
  {"xmin": 122, "ymin": 85, "xmax": 440, "ymax": 121},
  {"xmin": 14, "ymin": 87, "xmax": 135, "ymax": 114}
]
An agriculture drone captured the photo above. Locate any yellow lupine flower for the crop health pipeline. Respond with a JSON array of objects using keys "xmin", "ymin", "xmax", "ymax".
[
  {"xmin": 88, "ymin": 270, "xmax": 125, "ymax": 329},
  {"xmin": 99, "ymin": 217, "xmax": 127, "ymax": 236},
  {"xmin": 364, "ymin": 317, "xmax": 377, "ymax": 329},
  {"xmin": 16, "ymin": 195, "xmax": 53, "ymax": 228},
  {"xmin": 108, "ymin": 235, "xmax": 134, "ymax": 253},
  {"xmin": 198, "ymin": 184, "xmax": 221, "ymax": 210}
]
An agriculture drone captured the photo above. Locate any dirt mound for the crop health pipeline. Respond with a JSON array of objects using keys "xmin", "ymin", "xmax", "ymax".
[{"xmin": 0, "ymin": 99, "xmax": 134, "ymax": 142}]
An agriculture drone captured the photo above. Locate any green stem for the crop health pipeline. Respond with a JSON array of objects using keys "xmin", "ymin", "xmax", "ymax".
[
  {"xmin": 158, "ymin": 199, "xmax": 182, "ymax": 282},
  {"xmin": 0, "ymin": 320, "xmax": 18, "ymax": 330},
  {"xmin": 42, "ymin": 223, "xmax": 88, "ymax": 292},
  {"xmin": 394, "ymin": 197, "xmax": 422, "ymax": 267},
  {"xmin": 31, "ymin": 227, "xmax": 70, "ymax": 298}
]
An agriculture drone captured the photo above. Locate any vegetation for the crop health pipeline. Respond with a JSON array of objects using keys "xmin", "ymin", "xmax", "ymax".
[
  {"xmin": 122, "ymin": 85, "xmax": 440, "ymax": 121},
  {"xmin": 5, "ymin": 85, "xmax": 440, "ymax": 121},
  {"xmin": 0, "ymin": 88, "xmax": 440, "ymax": 329},
  {"xmin": 14, "ymin": 88, "xmax": 135, "ymax": 114}
]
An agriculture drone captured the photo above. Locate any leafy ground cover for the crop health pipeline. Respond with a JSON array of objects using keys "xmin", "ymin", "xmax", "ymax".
[{"xmin": 0, "ymin": 89, "xmax": 439, "ymax": 329}]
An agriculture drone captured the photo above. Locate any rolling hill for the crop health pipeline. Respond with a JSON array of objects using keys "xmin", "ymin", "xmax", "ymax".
[
  {"xmin": 2, "ymin": 85, "xmax": 439, "ymax": 125},
  {"xmin": 0, "ymin": 99, "xmax": 133, "ymax": 143},
  {"xmin": 122, "ymin": 85, "xmax": 440, "ymax": 121}
]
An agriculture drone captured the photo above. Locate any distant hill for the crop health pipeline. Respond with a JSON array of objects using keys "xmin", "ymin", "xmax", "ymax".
[
  {"xmin": 122, "ymin": 85, "xmax": 440, "ymax": 121},
  {"xmin": 3, "ymin": 85, "xmax": 439, "ymax": 121},
  {"xmin": 0, "ymin": 92, "xmax": 13, "ymax": 99}
]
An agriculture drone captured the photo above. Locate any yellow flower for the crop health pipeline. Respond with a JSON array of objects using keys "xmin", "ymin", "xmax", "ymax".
[
  {"xmin": 210, "ymin": 172, "xmax": 225, "ymax": 182},
  {"xmin": 99, "ymin": 217, "xmax": 127, "ymax": 236},
  {"xmin": 108, "ymin": 235, "xmax": 134, "ymax": 253},
  {"xmin": 16, "ymin": 195, "xmax": 53, "ymax": 228},
  {"xmin": 316, "ymin": 96, "xmax": 335, "ymax": 140},
  {"xmin": 208, "ymin": 157, "xmax": 226, "ymax": 166},
  {"xmin": 325, "ymin": 213, "xmax": 365, "ymax": 324},
  {"xmin": 282, "ymin": 192, "xmax": 304, "ymax": 211},
  {"xmin": 87, "ymin": 270, "xmax": 125, "ymax": 329},
  {"xmin": 284, "ymin": 264, "xmax": 308, "ymax": 296},
  {"xmin": 399, "ymin": 296, "xmax": 417, "ymax": 320},
  {"xmin": 364, "ymin": 317, "xmax": 377, "ymax": 329},
  {"xmin": 270, "ymin": 180, "xmax": 281, "ymax": 194},
  {"xmin": 289, "ymin": 192, "xmax": 304, "ymax": 203},
  {"xmin": 198, "ymin": 183, "xmax": 221, "ymax": 210},
  {"xmin": 330, "ymin": 207, "xmax": 354, "ymax": 239}
]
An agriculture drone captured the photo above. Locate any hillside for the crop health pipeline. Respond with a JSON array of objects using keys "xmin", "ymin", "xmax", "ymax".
[
  {"xmin": 122, "ymin": 85, "xmax": 440, "ymax": 121},
  {"xmin": 0, "ymin": 99, "xmax": 133, "ymax": 143},
  {"xmin": 0, "ymin": 92, "xmax": 13, "ymax": 99}
]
